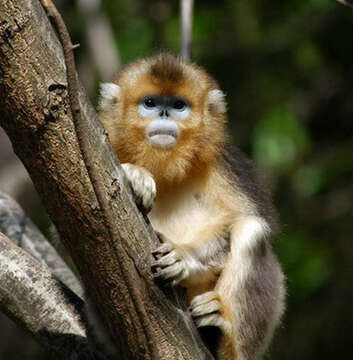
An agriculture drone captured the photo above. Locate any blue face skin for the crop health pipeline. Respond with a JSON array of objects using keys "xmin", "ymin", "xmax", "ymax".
[{"xmin": 138, "ymin": 95, "xmax": 191, "ymax": 148}]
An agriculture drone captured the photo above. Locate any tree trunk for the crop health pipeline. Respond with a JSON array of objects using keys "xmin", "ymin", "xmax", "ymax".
[{"xmin": 0, "ymin": 0, "xmax": 212, "ymax": 359}]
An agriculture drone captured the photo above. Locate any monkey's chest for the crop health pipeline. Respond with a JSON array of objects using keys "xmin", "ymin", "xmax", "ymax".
[{"xmin": 148, "ymin": 197, "xmax": 219, "ymax": 245}]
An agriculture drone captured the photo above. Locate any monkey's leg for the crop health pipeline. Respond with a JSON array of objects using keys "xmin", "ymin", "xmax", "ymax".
[{"xmin": 216, "ymin": 216, "xmax": 285, "ymax": 360}]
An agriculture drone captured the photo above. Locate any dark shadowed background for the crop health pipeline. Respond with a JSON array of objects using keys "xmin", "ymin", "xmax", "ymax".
[{"xmin": 0, "ymin": 0, "xmax": 352, "ymax": 359}]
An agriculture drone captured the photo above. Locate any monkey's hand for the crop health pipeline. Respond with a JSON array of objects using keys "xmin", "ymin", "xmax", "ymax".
[
  {"xmin": 121, "ymin": 163, "xmax": 156, "ymax": 214},
  {"xmin": 151, "ymin": 234, "xmax": 203, "ymax": 286}
]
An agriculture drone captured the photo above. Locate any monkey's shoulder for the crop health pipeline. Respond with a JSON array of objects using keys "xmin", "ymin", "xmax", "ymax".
[{"xmin": 215, "ymin": 144, "xmax": 278, "ymax": 232}]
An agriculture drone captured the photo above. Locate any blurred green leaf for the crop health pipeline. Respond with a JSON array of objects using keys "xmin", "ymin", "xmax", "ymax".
[
  {"xmin": 253, "ymin": 106, "xmax": 311, "ymax": 172},
  {"xmin": 118, "ymin": 19, "xmax": 153, "ymax": 64},
  {"xmin": 295, "ymin": 40, "xmax": 322, "ymax": 73},
  {"xmin": 276, "ymin": 231, "xmax": 333, "ymax": 300},
  {"xmin": 231, "ymin": 1, "xmax": 261, "ymax": 47},
  {"xmin": 292, "ymin": 164, "xmax": 325, "ymax": 197}
]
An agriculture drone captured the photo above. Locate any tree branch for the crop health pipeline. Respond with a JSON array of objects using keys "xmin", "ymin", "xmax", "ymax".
[
  {"xmin": 0, "ymin": 0, "xmax": 212, "ymax": 358},
  {"xmin": 0, "ymin": 231, "xmax": 109, "ymax": 360},
  {"xmin": 0, "ymin": 190, "xmax": 83, "ymax": 298},
  {"xmin": 332, "ymin": 0, "xmax": 353, "ymax": 10},
  {"xmin": 181, "ymin": 0, "xmax": 194, "ymax": 62}
]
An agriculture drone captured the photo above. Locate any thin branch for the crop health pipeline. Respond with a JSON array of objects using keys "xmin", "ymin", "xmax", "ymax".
[
  {"xmin": 181, "ymin": 0, "xmax": 194, "ymax": 62},
  {"xmin": 0, "ymin": 191, "xmax": 84, "ymax": 298},
  {"xmin": 332, "ymin": 0, "xmax": 353, "ymax": 10},
  {"xmin": 0, "ymin": 232, "xmax": 108, "ymax": 360}
]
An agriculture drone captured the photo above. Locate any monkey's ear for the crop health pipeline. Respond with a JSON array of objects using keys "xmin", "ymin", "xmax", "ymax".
[
  {"xmin": 207, "ymin": 89, "xmax": 226, "ymax": 116},
  {"xmin": 98, "ymin": 82, "xmax": 121, "ymax": 111}
]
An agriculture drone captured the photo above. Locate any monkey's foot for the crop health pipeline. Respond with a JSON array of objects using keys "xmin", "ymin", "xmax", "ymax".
[
  {"xmin": 121, "ymin": 163, "xmax": 156, "ymax": 214},
  {"xmin": 151, "ymin": 240, "xmax": 192, "ymax": 286},
  {"xmin": 190, "ymin": 291, "xmax": 232, "ymax": 333}
]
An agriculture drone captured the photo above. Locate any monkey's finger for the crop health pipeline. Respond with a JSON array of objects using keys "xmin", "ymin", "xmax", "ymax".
[
  {"xmin": 152, "ymin": 262, "xmax": 183, "ymax": 281},
  {"xmin": 142, "ymin": 178, "xmax": 156, "ymax": 206},
  {"xmin": 152, "ymin": 243, "xmax": 173, "ymax": 256},
  {"xmin": 151, "ymin": 251, "xmax": 180, "ymax": 269}
]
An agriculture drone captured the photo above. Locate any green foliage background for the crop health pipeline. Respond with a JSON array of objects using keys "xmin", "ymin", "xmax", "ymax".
[{"xmin": 4, "ymin": 0, "xmax": 353, "ymax": 359}]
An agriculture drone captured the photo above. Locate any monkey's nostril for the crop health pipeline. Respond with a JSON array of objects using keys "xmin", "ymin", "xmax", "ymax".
[{"xmin": 159, "ymin": 109, "xmax": 169, "ymax": 118}]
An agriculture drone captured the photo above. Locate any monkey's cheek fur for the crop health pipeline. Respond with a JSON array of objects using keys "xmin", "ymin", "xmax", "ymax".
[{"xmin": 148, "ymin": 134, "xmax": 178, "ymax": 148}]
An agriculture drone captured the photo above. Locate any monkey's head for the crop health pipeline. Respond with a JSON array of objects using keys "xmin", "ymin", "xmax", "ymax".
[{"xmin": 99, "ymin": 53, "xmax": 227, "ymax": 187}]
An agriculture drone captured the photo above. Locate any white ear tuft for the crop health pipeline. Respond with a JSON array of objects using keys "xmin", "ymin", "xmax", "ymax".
[
  {"xmin": 98, "ymin": 82, "xmax": 121, "ymax": 111},
  {"xmin": 208, "ymin": 89, "xmax": 226, "ymax": 115}
]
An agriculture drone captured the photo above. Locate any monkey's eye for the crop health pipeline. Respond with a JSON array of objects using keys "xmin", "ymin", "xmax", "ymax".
[
  {"xmin": 143, "ymin": 97, "xmax": 156, "ymax": 108},
  {"xmin": 173, "ymin": 99, "xmax": 186, "ymax": 110}
]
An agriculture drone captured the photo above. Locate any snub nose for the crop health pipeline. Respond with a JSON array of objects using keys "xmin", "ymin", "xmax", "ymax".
[{"xmin": 159, "ymin": 109, "xmax": 169, "ymax": 118}]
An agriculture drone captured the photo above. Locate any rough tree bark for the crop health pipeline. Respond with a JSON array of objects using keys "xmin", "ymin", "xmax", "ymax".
[
  {"xmin": 0, "ymin": 191, "xmax": 110, "ymax": 359},
  {"xmin": 0, "ymin": 231, "xmax": 96, "ymax": 360},
  {"xmin": 0, "ymin": 191, "xmax": 83, "ymax": 298},
  {"xmin": 0, "ymin": 0, "xmax": 212, "ymax": 359}
]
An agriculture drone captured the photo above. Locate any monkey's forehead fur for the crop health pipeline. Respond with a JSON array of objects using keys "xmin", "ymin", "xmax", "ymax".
[{"xmin": 113, "ymin": 53, "xmax": 220, "ymax": 96}]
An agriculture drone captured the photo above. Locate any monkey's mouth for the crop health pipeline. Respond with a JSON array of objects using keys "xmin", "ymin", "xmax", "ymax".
[{"xmin": 147, "ymin": 130, "xmax": 178, "ymax": 148}]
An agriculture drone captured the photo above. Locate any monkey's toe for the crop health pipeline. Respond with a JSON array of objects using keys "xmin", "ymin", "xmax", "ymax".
[
  {"xmin": 194, "ymin": 313, "xmax": 231, "ymax": 332},
  {"xmin": 190, "ymin": 291, "xmax": 220, "ymax": 318},
  {"xmin": 190, "ymin": 291, "xmax": 232, "ymax": 333},
  {"xmin": 191, "ymin": 299, "xmax": 221, "ymax": 317},
  {"xmin": 190, "ymin": 291, "xmax": 219, "ymax": 308}
]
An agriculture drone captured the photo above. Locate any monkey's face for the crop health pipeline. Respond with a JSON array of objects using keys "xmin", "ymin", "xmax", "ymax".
[
  {"xmin": 120, "ymin": 74, "xmax": 207, "ymax": 155},
  {"xmin": 99, "ymin": 53, "xmax": 227, "ymax": 184},
  {"xmin": 137, "ymin": 94, "xmax": 190, "ymax": 148}
]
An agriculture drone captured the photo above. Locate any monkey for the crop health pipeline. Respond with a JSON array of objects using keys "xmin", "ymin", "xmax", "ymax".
[{"xmin": 98, "ymin": 53, "xmax": 285, "ymax": 360}]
